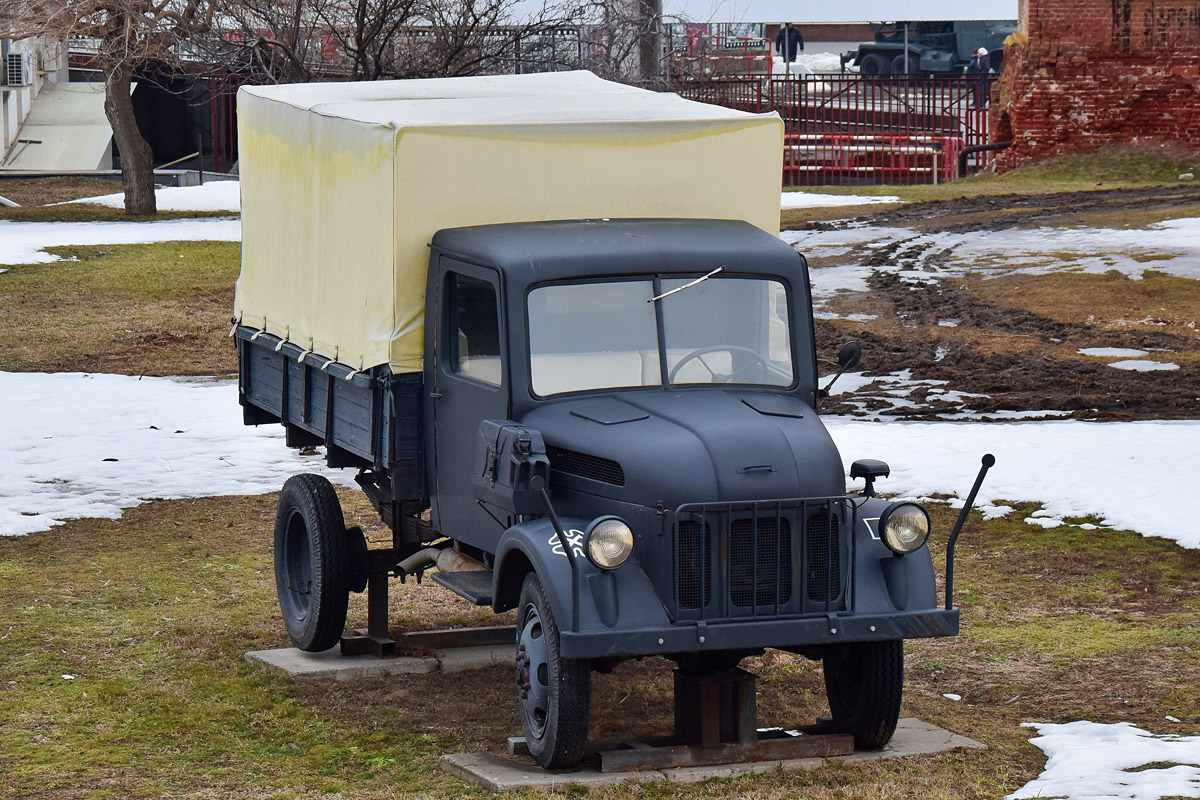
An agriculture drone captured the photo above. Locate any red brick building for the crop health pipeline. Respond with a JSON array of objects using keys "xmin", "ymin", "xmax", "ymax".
[{"xmin": 994, "ymin": 0, "xmax": 1200, "ymax": 169}]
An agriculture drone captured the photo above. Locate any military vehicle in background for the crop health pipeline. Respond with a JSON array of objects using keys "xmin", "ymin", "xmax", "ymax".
[{"xmin": 841, "ymin": 20, "xmax": 1017, "ymax": 76}]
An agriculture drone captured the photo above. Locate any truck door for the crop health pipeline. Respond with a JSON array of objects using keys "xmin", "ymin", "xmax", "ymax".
[{"xmin": 430, "ymin": 259, "xmax": 510, "ymax": 550}]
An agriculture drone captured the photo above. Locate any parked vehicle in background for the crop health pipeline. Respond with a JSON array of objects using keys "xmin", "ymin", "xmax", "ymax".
[{"xmin": 841, "ymin": 20, "xmax": 1017, "ymax": 76}]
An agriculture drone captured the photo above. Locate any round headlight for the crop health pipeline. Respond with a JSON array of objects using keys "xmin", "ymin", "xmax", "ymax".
[
  {"xmin": 880, "ymin": 502, "xmax": 931, "ymax": 555},
  {"xmin": 585, "ymin": 517, "xmax": 634, "ymax": 570}
]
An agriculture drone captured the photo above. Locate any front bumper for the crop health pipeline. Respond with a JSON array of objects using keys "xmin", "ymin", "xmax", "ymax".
[{"xmin": 558, "ymin": 606, "xmax": 959, "ymax": 660}]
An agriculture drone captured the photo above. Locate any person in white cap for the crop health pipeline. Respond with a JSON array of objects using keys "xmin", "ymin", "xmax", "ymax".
[{"xmin": 966, "ymin": 47, "xmax": 993, "ymax": 108}]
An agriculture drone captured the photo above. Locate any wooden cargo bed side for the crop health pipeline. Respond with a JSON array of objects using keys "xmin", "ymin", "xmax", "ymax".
[{"xmin": 235, "ymin": 327, "xmax": 424, "ymax": 500}]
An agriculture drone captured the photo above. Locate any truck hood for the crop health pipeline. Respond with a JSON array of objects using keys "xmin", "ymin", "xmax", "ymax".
[{"xmin": 518, "ymin": 391, "xmax": 847, "ymax": 509}]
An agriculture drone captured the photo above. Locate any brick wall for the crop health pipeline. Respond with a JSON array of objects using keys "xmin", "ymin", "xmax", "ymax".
[{"xmin": 993, "ymin": 0, "xmax": 1200, "ymax": 170}]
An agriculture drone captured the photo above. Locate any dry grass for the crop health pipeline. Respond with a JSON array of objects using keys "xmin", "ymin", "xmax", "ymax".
[
  {"xmin": 968, "ymin": 270, "xmax": 1200, "ymax": 344},
  {"xmin": 0, "ymin": 242, "xmax": 240, "ymax": 376},
  {"xmin": 1, "ymin": 494, "xmax": 1195, "ymax": 799},
  {"xmin": 0, "ymin": 176, "xmax": 125, "ymax": 205}
]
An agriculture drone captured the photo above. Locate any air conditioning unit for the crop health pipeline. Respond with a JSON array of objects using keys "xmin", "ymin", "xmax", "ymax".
[{"xmin": 3, "ymin": 53, "xmax": 30, "ymax": 87}]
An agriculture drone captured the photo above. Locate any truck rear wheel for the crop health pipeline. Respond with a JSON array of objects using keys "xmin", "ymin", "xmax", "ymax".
[
  {"xmin": 890, "ymin": 54, "xmax": 917, "ymax": 76},
  {"xmin": 274, "ymin": 473, "xmax": 352, "ymax": 652},
  {"xmin": 823, "ymin": 640, "xmax": 904, "ymax": 749},
  {"xmin": 516, "ymin": 572, "xmax": 591, "ymax": 769},
  {"xmin": 859, "ymin": 53, "xmax": 889, "ymax": 76}
]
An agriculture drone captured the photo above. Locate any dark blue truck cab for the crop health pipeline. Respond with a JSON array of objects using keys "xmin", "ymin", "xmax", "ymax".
[{"xmin": 237, "ymin": 218, "xmax": 983, "ymax": 769}]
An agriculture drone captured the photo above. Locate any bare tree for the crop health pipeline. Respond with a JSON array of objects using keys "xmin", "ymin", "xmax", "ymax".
[
  {"xmin": 215, "ymin": 0, "xmax": 344, "ymax": 82},
  {"xmin": 2, "ymin": 1, "xmax": 219, "ymax": 215},
  {"xmin": 571, "ymin": 0, "xmax": 670, "ymax": 85},
  {"xmin": 311, "ymin": 0, "xmax": 579, "ymax": 81}
]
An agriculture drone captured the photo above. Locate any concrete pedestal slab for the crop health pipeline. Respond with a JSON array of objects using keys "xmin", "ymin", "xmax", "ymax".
[
  {"xmin": 439, "ymin": 718, "xmax": 985, "ymax": 793},
  {"xmin": 245, "ymin": 643, "xmax": 515, "ymax": 681},
  {"xmin": 435, "ymin": 645, "xmax": 514, "ymax": 673},
  {"xmin": 244, "ymin": 647, "xmax": 438, "ymax": 681}
]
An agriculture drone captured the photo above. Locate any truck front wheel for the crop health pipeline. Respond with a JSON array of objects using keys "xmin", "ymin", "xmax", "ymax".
[
  {"xmin": 273, "ymin": 473, "xmax": 352, "ymax": 652},
  {"xmin": 859, "ymin": 53, "xmax": 889, "ymax": 76},
  {"xmin": 516, "ymin": 572, "xmax": 591, "ymax": 769},
  {"xmin": 823, "ymin": 639, "xmax": 904, "ymax": 749}
]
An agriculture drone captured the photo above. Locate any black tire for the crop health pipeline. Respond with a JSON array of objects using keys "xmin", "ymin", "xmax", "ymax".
[
  {"xmin": 823, "ymin": 640, "xmax": 904, "ymax": 749},
  {"xmin": 273, "ymin": 473, "xmax": 351, "ymax": 652},
  {"xmin": 859, "ymin": 53, "xmax": 888, "ymax": 76},
  {"xmin": 516, "ymin": 573, "xmax": 591, "ymax": 769},
  {"xmin": 345, "ymin": 526, "xmax": 370, "ymax": 594},
  {"xmin": 890, "ymin": 54, "xmax": 917, "ymax": 76}
]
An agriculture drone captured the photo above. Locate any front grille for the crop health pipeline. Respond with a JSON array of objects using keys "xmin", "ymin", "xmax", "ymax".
[
  {"xmin": 675, "ymin": 521, "xmax": 711, "ymax": 609},
  {"xmin": 669, "ymin": 497, "xmax": 851, "ymax": 621},
  {"xmin": 729, "ymin": 518, "xmax": 791, "ymax": 607},
  {"xmin": 805, "ymin": 512, "xmax": 841, "ymax": 602},
  {"xmin": 546, "ymin": 445, "xmax": 625, "ymax": 486}
]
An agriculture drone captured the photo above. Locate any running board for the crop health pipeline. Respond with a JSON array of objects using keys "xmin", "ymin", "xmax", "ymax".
[{"xmin": 431, "ymin": 570, "xmax": 493, "ymax": 606}]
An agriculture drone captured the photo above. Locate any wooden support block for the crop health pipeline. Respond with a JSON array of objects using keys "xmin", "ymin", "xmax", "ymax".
[
  {"xmin": 674, "ymin": 668, "xmax": 758, "ymax": 747},
  {"xmin": 595, "ymin": 731, "xmax": 855, "ymax": 773}
]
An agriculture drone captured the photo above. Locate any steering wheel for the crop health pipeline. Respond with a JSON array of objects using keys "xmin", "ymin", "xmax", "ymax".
[{"xmin": 668, "ymin": 345, "xmax": 771, "ymax": 384}]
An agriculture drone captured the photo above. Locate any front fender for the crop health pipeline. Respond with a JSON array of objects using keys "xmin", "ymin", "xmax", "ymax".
[
  {"xmin": 852, "ymin": 496, "xmax": 940, "ymax": 613},
  {"xmin": 492, "ymin": 517, "xmax": 672, "ymax": 636}
]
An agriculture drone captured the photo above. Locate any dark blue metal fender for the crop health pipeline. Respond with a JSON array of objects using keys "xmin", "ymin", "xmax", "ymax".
[
  {"xmin": 491, "ymin": 517, "xmax": 672, "ymax": 634},
  {"xmin": 851, "ymin": 496, "xmax": 941, "ymax": 614}
]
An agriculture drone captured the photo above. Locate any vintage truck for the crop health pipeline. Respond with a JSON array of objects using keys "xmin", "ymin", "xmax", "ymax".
[
  {"xmin": 233, "ymin": 71, "xmax": 991, "ymax": 770},
  {"xmin": 841, "ymin": 20, "xmax": 1017, "ymax": 76}
]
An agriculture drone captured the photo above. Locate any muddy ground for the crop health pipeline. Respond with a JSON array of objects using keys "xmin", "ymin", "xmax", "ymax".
[{"xmin": 794, "ymin": 186, "xmax": 1200, "ymax": 420}]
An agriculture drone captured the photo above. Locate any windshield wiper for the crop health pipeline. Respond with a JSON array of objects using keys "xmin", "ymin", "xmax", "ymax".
[{"xmin": 648, "ymin": 265, "xmax": 725, "ymax": 303}]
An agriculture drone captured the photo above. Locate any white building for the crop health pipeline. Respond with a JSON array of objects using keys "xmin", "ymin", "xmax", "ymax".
[{"xmin": 2, "ymin": 36, "xmax": 114, "ymax": 170}]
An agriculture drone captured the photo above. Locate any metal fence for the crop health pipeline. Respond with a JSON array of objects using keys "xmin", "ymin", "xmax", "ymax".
[{"xmin": 674, "ymin": 74, "xmax": 998, "ymax": 186}]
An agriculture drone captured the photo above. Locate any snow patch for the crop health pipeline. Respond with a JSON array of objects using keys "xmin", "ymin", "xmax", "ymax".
[
  {"xmin": 0, "ymin": 219, "xmax": 241, "ymax": 266},
  {"xmin": 781, "ymin": 191, "xmax": 901, "ymax": 210},
  {"xmin": 66, "ymin": 180, "xmax": 240, "ymax": 212},
  {"xmin": 1007, "ymin": 721, "xmax": 1200, "ymax": 800},
  {"xmin": 827, "ymin": 417, "xmax": 1200, "ymax": 548},
  {"xmin": 1109, "ymin": 360, "xmax": 1180, "ymax": 372},
  {"xmin": 782, "ymin": 218, "xmax": 1200, "ymax": 285},
  {"xmin": 0, "ymin": 372, "xmax": 348, "ymax": 537},
  {"xmin": 1079, "ymin": 347, "xmax": 1149, "ymax": 358}
]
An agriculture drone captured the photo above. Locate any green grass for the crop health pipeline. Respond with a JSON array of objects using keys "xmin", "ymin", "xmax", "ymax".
[
  {"xmin": 0, "ymin": 497, "xmax": 484, "ymax": 799},
  {"xmin": 0, "ymin": 241, "xmax": 240, "ymax": 375}
]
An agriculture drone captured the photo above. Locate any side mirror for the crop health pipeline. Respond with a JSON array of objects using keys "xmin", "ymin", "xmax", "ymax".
[
  {"xmin": 821, "ymin": 341, "xmax": 862, "ymax": 398},
  {"xmin": 838, "ymin": 341, "xmax": 862, "ymax": 371}
]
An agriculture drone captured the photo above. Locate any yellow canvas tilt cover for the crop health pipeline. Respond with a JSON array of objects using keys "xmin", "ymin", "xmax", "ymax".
[{"xmin": 234, "ymin": 71, "xmax": 783, "ymax": 374}]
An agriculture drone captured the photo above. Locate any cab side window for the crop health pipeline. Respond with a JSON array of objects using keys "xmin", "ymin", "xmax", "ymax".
[{"xmin": 448, "ymin": 272, "xmax": 501, "ymax": 386}]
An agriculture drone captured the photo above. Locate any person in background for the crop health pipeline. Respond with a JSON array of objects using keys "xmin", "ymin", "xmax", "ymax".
[
  {"xmin": 967, "ymin": 47, "xmax": 992, "ymax": 108},
  {"xmin": 775, "ymin": 22, "xmax": 804, "ymax": 64}
]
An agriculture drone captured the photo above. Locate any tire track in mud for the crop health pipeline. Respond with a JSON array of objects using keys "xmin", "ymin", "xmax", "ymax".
[
  {"xmin": 801, "ymin": 186, "xmax": 1200, "ymax": 420},
  {"xmin": 805, "ymin": 185, "xmax": 1200, "ymax": 234}
]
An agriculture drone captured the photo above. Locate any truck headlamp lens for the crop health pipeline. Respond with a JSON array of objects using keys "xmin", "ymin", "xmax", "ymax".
[
  {"xmin": 879, "ymin": 503, "xmax": 931, "ymax": 555},
  {"xmin": 585, "ymin": 517, "xmax": 634, "ymax": 569}
]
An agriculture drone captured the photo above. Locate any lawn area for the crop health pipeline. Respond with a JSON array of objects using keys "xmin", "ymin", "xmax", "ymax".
[
  {"xmin": 1, "ymin": 495, "xmax": 1196, "ymax": 799},
  {"xmin": 0, "ymin": 242, "xmax": 240, "ymax": 376}
]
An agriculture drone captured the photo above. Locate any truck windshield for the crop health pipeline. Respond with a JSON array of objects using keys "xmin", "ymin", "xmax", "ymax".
[{"xmin": 527, "ymin": 277, "xmax": 793, "ymax": 397}]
